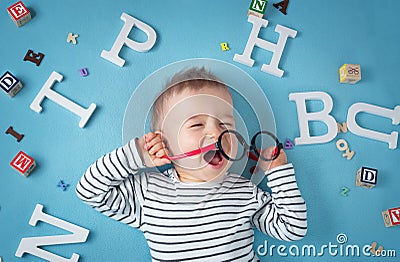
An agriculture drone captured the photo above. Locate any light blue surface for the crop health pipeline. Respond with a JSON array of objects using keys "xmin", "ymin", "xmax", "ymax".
[{"xmin": 0, "ymin": 0, "xmax": 399, "ymax": 261}]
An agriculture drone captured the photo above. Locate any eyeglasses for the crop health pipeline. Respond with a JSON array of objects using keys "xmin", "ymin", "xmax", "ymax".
[{"xmin": 163, "ymin": 130, "xmax": 283, "ymax": 162}]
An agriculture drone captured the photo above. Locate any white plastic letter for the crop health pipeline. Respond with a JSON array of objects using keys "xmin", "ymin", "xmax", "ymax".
[
  {"xmin": 289, "ymin": 92, "xmax": 337, "ymax": 145},
  {"xmin": 347, "ymin": 103, "xmax": 400, "ymax": 149},
  {"xmin": 30, "ymin": 71, "xmax": 96, "ymax": 128},
  {"xmin": 233, "ymin": 15, "xmax": 297, "ymax": 77},
  {"xmin": 101, "ymin": 12, "xmax": 157, "ymax": 67},
  {"xmin": 15, "ymin": 204, "xmax": 90, "ymax": 262}
]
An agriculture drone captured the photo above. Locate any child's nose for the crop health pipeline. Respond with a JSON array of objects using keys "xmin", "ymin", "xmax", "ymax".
[{"xmin": 205, "ymin": 125, "xmax": 222, "ymax": 140}]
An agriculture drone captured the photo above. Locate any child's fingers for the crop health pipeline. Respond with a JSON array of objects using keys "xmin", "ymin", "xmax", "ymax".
[
  {"xmin": 262, "ymin": 146, "xmax": 281, "ymax": 159},
  {"xmin": 145, "ymin": 134, "xmax": 163, "ymax": 150},
  {"xmin": 146, "ymin": 136, "xmax": 162, "ymax": 151},
  {"xmin": 148, "ymin": 142, "xmax": 165, "ymax": 155},
  {"xmin": 150, "ymin": 149, "xmax": 171, "ymax": 166},
  {"xmin": 143, "ymin": 131, "xmax": 171, "ymax": 167},
  {"xmin": 155, "ymin": 157, "xmax": 171, "ymax": 166},
  {"xmin": 144, "ymin": 132, "xmax": 158, "ymax": 142},
  {"xmin": 277, "ymin": 149, "xmax": 287, "ymax": 162},
  {"xmin": 155, "ymin": 148, "xmax": 167, "ymax": 158},
  {"xmin": 256, "ymin": 147, "xmax": 272, "ymax": 160}
]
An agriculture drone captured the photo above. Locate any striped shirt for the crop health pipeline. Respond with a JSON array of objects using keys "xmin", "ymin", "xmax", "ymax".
[{"xmin": 76, "ymin": 139, "xmax": 307, "ymax": 261}]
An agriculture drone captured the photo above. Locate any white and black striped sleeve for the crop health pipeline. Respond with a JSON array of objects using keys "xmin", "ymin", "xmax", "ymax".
[
  {"xmin": 75, "ymin": 138, "xmax": 148, "ymax": 228},
  {"xmin": 250, "ymin": 163, "xmax": 307, "ymax": 241}
]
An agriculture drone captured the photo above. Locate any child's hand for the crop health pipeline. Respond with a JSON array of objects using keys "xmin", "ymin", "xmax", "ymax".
[
  {"xmin": 137, "ymin": 132, "xmax": 171, "ymax": 167},
  {"xmin": 257, "ymin": 147, "xmax": 287, "ymax": 172}
]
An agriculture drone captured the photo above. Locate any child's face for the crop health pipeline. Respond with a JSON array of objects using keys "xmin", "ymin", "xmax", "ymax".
[{"xmin": 160, "ymin": 86, "xmax": 236, "ymax": 182}]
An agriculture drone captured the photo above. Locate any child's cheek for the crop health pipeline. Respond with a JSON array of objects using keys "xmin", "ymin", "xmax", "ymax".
[
  {"xmin": 178, "ymin": 131, "xmax": 199, "ymax": 152},
  {"xmin": 165, "ymin": 129, "xmax": 196, "ymax": 155}
]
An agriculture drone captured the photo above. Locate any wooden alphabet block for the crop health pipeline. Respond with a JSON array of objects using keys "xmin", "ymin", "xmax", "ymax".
[
  {"xmin": 10, "ymin": 151, "xmax": 36, "ymax": 177},
  {"xmin": 339, "ymin": 64, "xmax": 361, "ymax": 84},
  {"xmin": 0, "ymin": 71, "xmax": 23, "ymax": 97},
  {"xmin": 356, "ymin": 166, "xmax": 378, "ymax": 188},
  {"xmin": 248, "ymin": 0, "xmax": 268, "ymax": 18},
  {"xmin": 7, "ymin": 1, "xmax": 31, "ymax": 27},
  {"xmin": 389, "ymin": 207, "xmax": 400, "ymax": 226},
  {"xmin": 382, "ymin": 207, "xmax": 400, "ymax": 227}
]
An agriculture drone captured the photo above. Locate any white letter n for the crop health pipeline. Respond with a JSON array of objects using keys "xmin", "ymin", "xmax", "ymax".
[
  {"xmin": 233, "ymin": 15, "xmax": 297, "ymax": 78},
  {"xmin": 15, "ymin": 204, "xmax": 90, "ymax": 262},
  {"xmin": 101, "ymin": 12, "xmax": 157, "ymax": 67}
]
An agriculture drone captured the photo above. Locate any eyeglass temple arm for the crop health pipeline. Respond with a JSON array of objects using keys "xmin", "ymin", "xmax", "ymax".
[{"xmin": 162, "ymin": 143, "xmax": 217, "ymax": 161}]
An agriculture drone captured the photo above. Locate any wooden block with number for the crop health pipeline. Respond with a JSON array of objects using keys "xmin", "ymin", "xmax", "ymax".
[
  {"xmin": 382, "ymin": 207, "xmax": 400, "ymax": 227},
  {"xmin": 7, "ymin": 1, "xmax": 31, "ymax": 27},
  {"xmin": 1, "ymin": 71, "xmax": 23, "ymax": 97},
  {"xmin": 10, "ymin": 151, "xmax": 36, "ymax": 177},
  {"xmin": 355, "ymin": 166, "xmax": 378, "ymax": 188},
  {"xmin": 339, "ymin": 64, "xmax": 361, "ymax": 84}
]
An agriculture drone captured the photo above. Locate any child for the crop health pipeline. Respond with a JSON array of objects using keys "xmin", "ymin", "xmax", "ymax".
[{"xmin": 76, "ymin": 67, "xmax": 307, "ymax": 261}]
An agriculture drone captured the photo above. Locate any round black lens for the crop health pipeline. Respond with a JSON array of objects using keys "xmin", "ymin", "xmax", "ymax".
[
  {"xmin": 251, "ymin": 131, "xmax": 281, "ymax": 161},
  {"xmin": 218, "ymin": 130, "xmax": 247, "ymax": 161}
]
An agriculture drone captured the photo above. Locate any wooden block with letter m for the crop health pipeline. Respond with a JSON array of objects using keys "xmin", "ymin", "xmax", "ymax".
[{"xmin": 10, "ymin": 151, "xmax": 36, "ymax": 177}]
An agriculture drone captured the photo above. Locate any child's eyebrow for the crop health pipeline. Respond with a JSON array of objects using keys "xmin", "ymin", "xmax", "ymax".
[
  {"xmin": 186, "ymin": 115, "xmax": 202, "ymax": 121},
  {"xmin": 184, "ymin": 114, "xmax": 235, "ymax": 123}
]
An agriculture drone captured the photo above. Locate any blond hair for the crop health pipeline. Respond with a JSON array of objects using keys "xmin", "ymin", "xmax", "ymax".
[{"xmin": 150, "ymin": 67, "xmax": 230, "ymax": 131}]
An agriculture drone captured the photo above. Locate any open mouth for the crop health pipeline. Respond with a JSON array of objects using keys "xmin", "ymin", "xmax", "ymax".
[{"xmin": 203, "ymin": 150, "xmax": 223, "ymax": 167}]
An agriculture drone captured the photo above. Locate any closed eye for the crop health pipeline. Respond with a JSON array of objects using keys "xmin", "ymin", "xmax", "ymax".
[{"xmin": 190, "ymin": 123, "xmax": 203, "ymax": 128}]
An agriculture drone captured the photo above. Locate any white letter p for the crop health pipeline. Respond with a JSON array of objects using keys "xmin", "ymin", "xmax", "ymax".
[{"xmin": 101, "ymin": 13, "xmax": 157, "ymax": 67}]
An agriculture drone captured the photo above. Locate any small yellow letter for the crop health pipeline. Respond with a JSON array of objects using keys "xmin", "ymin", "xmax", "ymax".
[{"xmin": 220, "ymin": 42, "xmax": 230, "ymax": 51}]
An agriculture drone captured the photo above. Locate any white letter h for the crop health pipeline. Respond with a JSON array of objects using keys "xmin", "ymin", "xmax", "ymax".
[{"xmin": 234, "ymin": 15, "xmax": 297, "ymax": 78}]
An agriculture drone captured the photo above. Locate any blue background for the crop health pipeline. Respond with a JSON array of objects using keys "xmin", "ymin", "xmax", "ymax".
[{"xmin": 1, "ymin": 0, "xmax": 399, "ymax": 261}]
